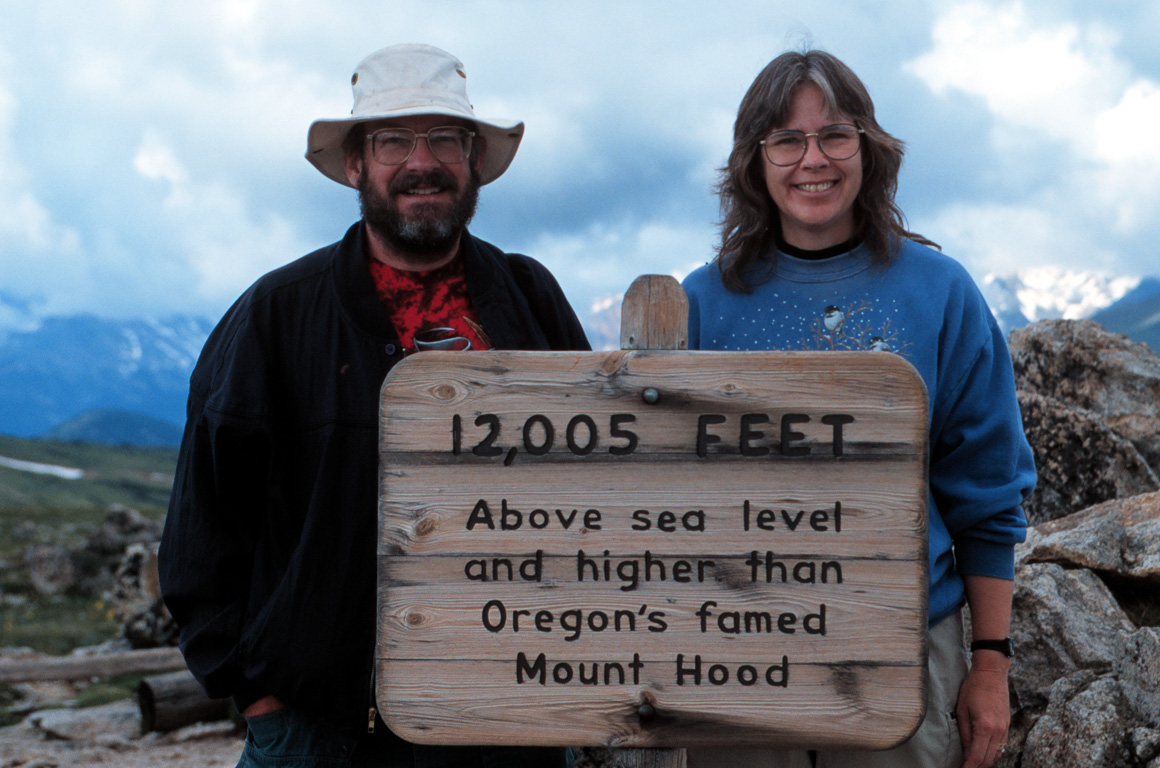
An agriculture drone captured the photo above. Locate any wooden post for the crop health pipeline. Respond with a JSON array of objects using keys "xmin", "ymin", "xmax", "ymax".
[
  {"xmin": 138, "ymin": 669, "xmax": 232, "ymax": 732},
  {"xmin": 619, "ymin": 275, "xmax": 688, "ymax": 352},
  {"xmin": 597, "ymin": 274, "xmax": 688, "ymax": 768}
]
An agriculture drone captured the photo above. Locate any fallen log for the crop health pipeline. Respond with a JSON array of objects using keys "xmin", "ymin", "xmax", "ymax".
[
  {"xmin": 138, "ymin": 669, "xmax": 231, "ymax": 732},
  {"xmin": 0, "ymin": 646, "xmax": 186, "ymax": 684}
]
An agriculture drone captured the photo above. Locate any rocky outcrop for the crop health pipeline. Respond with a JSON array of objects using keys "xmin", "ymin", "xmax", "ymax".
[
  {"xmin": 85, "ymin": 505, "xmax": 165, "ymax": 560},
  {"xmin": 1011, "ymin": 320, "xmax": 1160, "ymax": 525},
  {"xmin": 110, "ymin": 542, "xmax": 177, "ymax": 648},
  {"xmin": 24, "ymin": 543, "xmax": 76, "ymax": 596},
  {"xmin": 27, "ymin": 699, "xmax": 142, "ymax": 742},
  {"xmin": 0, "ymin": 710, "xmax": 242, "ymax": 766},
  {"xmin": 1002, "ymin": 491, "xmax": 1160, "ymax": 767},
  {"xmin": 15, "ymin": 505, "xmax": 166, "ymax": 598},
  {"xmin": 992, "ymin": 320, "xmax": 1160, "ymax": 767},
  {"xmin": 1011, "ymin": 319, "xmax": 1160, "ymax": 472},
  {"xmin": 1016, "ymin": 390, "xmax": 1159, "ymax": 525},
  {"xmin": 1020, "ymin": 491, "xmax": 1160, "ymax": 583}
]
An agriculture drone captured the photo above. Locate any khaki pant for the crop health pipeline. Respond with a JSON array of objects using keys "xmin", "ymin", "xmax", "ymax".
[{"xmin": 686, "ymin": 612, "xmax": 967, "ymax": 768}]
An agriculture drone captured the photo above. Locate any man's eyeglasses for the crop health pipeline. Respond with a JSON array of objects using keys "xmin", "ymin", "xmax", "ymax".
[
  {"xmin": 760, "ymin": 124, "xmax": 864, "ymax": 166},
  {"xmin": 367, "ymin": 126, "xmax": 475, "ymax": 165}
]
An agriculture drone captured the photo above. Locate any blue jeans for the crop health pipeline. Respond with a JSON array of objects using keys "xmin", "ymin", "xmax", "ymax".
[{"xmin": 238, "ymin": 707, "xmax": 568, "ymax": 768}]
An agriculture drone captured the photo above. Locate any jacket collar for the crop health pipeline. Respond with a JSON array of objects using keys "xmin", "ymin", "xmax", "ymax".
[{"xmin": 329, "ymin": 221, "xmax": 538, "ymax": 349}]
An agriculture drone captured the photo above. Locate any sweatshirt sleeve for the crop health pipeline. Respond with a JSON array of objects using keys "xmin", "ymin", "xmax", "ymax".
[{"xmin": 928, "ymin": 288, "xmax": 1036, "ymax": 580}]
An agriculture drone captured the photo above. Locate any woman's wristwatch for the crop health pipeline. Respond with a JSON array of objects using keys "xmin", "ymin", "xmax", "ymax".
[{"xmin": 970, "ymin": 638, "xmax": 1015, "ymax": 658}]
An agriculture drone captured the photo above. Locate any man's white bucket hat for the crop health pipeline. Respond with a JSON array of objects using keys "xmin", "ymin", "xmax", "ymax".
[{"xmin": 306, "ymin": 44, "xmax": 524, "ymax": 187}]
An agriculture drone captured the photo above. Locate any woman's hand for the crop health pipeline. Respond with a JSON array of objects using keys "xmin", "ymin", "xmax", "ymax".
[{"xmin": 957, "ymin": 653, "xmax": 1010, "ymax": 768}]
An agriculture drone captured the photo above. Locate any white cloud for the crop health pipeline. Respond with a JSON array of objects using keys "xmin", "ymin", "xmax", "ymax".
[
  {"xmin": 1, "ymin": 0, "xmax": 1157, "ymax": 332},
  {"xmin": 906, "ymin": 1, "xmax": 1160, "ymax": 276},
  {"xmin": 0, "ymin": 74, "xmax": 85, "ymax": 322},
  {"xmin": 528, "ymin": 219, "xmax": 715, "ymax": 308},
  {"xmin": 914, "ymin": 201, "xmax": 1117, "ymax": 277},
  {"xmin": 133, "ymin": 131, "xmax": 189, "ymax": 186},
  {"xmin": 906, "ymin": 1, "xmax": 1129, "ymax": 143},
  {"xmin": 131, "ymin": 131, "xmax": 308, "ymax": 302},
  {"xmin": 1089, "ymin": 80, "xmax": 1160, "ymax": 230},
  {"xmin": 1093, "ymin": 81, "xmax": 1160, "ymax": 164}
]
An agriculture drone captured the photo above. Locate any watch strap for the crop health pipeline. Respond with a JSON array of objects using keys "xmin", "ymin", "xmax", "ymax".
[{"xmin": 970, "ymin": 638, "xmax": 1014, "ymax": 657}]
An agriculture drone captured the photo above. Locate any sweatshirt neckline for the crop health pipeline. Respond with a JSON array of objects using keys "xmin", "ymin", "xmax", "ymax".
[{"xmin": 769, "ymin": 242, "xmax": 874, "ymax": 283}]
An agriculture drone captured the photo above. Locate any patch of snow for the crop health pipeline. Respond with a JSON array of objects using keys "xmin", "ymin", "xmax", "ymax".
[{"xmin": 0, "ymin": 455, "xmax": 84, "ymax": 480}]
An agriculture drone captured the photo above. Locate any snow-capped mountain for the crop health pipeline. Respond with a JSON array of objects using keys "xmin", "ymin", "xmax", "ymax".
[
  {"xmin": 584, "ymin": 294, "xmax": 623, "ymax": 351},
  {"xmin": 0, "ymin": 315, "xmax": 214, "ymax": 442},
  {"xmin": 980, "ymin": 267, "xmax": 1143, "ymax": 334}
]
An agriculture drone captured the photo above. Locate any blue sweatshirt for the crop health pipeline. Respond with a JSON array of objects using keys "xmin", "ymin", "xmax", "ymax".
[{"xmin": 682, "ymin": 239, "xmax": 1035, "ymax": 626}]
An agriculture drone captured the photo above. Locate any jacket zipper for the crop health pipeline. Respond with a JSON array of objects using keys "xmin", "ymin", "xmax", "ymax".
[{"xmin": 367, "ymin": 661, "xmax": 377, "ymax": 733}]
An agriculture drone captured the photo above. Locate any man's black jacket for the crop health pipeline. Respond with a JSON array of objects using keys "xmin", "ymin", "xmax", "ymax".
[{"xmin": 159, "ymin": 222, "xmax": 590, "ymax": 729}]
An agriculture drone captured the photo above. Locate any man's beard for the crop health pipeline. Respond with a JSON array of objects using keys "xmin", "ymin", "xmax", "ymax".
[{"xmin": 359, "ymin": 164, "xmax": 480, "ymax": 264}]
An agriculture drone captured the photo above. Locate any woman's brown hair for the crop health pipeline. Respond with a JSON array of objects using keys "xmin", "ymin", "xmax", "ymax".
[{"xmin": 716, "ymin": 50, "xmax": 935, "ymax": 292}]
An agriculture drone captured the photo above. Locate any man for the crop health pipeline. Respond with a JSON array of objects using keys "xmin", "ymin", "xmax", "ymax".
[{"xmin": 159, "ymin": 44, "xmax": 587, "ymax": 767}]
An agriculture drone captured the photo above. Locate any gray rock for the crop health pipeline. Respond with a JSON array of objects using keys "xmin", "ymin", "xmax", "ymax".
[
  {"xmin": 166, "ymin": 719, "xmax": 241, "ymax": 742},
  {"xmin": 94, "ymin": 731, "xmax": 136, "ymax": 749},
  {"xmin": 1008, "ymin": 543, "xmax": 1160, "ymax": 766},
  {"xmin": 12, "ymin": 521, "xmax": 39, "ymax": 541},
  {"xmin": 69, "ymin": 505, "xmax": 166, "ymax": 599},
  {"xmin": 1009, "ymin": 563, "xmax": 1135, "ymax": 711},
  {"xmin": 85, "ymin": 505, "xmax": 164, "ymax": 559},
  {"xmin": 1021, "ymin": 672, "xmax": 1133, "ymax": 768},
  {"xmin": 24, "ymin": 544, "xmax": 76, "ymax": 595},
  {"xmin": 27, "ymin": 699, "xmax": 141, "ymax": 742},
  {"xmin": 109, "ymin": 542, "xmax": 177, "ymax": 648},
  {"xmin": 1120, "ymin": 629, "xmax": 1160, "ymax": 728},
  {"xmin": 5, "ymin": 680, "xmax": 80, "ymax": 717},
  {"xmin": 1019, "ymin": 490, "xmax": 1160, "ymax": 580},
  {"xmin": 1016, "ymin": 390, "xmax": 1158, "ymax": 525},
  {"xmin": 1132, "ymin": 727, "xmax": 1160, "ymax": 764},
  {"xmin": 1010, "ymin": 319, "xmax": 1160, "ymax": 472}
]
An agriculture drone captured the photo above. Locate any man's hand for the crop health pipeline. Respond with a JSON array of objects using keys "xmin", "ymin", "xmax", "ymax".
[
  {"xmin": 956, "ymin": 654, "xmax": 1010, "ymax": 768},
  {"xmin": 243, "ymin": 695, "xmax": 286, "ymax": 719}
]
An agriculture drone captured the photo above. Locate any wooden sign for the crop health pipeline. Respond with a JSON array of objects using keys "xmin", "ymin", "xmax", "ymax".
[{"xmin": 377, "ymin": 282, "xmax": 929, "ymax": 752}]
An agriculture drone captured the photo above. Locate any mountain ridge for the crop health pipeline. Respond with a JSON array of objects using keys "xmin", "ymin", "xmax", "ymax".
[
  {"xmin": 2, "ymin": 268, "xmax": 1156, "ymax": 446},
  {"xmin": 0, "ymin": 314, "xmax": 212, "ymax": 442}
]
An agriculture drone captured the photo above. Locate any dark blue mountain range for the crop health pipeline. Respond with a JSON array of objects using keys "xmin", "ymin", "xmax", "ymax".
[
  {"xmin": 1092, "ymin": 277, "xmax": 1160, "ymax": 355},
  {"xmin": 0, "ymin": 277, "xmax": 1157, "ymax": 448},
  {"xmin": 0, "ymin": 315, "xmax": 214, "ymax": 446}
]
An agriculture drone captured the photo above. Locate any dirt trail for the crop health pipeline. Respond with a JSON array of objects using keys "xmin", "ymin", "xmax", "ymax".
[{"xmin": 0, "ymin": 720, "xmax": 244, "ymax": 767}]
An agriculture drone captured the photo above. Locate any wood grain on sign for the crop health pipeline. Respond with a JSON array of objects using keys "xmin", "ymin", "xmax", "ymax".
[{"xmin": 377, "ymin": 276, "xmax": 929, "ymax": 752}]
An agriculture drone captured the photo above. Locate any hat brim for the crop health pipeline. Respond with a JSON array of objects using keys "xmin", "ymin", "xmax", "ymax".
[{"xmin": 306, "ymin": 107, "xmax": 524, "ymax": 187}]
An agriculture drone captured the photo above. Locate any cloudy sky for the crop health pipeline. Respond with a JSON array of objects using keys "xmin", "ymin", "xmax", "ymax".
[{"xmin": 0, "ymin": 0, "xmax": 1157, "ymax": 332}]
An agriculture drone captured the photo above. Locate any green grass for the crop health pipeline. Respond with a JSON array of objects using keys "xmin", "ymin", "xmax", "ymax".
[
  {"xmin": 0, "ymin": 595, "xmax": 120, "ymax": 654},
  {"xmin": 0, "ymin": 433, "xmax": 177, "ymax": 587},
  {"xmin": 0, "ymin": 434, "xmax": 176, "ymax": 516},
  {"xmin": 0, "ymin": 434, "xmax": 178, "ymax": 652},
  {"xmin": 75, "ymin": 673, "xmax": 146, "ymax": 708}
]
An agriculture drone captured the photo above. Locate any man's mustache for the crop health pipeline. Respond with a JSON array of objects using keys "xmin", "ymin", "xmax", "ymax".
[{"xmin": 389, "ymin": 169, "xmax": 460, "ymax": 195}]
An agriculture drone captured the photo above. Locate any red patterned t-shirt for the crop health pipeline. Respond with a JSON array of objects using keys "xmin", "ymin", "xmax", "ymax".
[{"xmin": 367, "ymin": 256, "xmax": 492, "ymax": 354}]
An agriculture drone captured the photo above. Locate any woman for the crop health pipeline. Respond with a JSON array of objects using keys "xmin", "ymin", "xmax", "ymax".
[{"xmin": 682, "ymin": 50, "xmax": 1035, "ymax": 768}]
